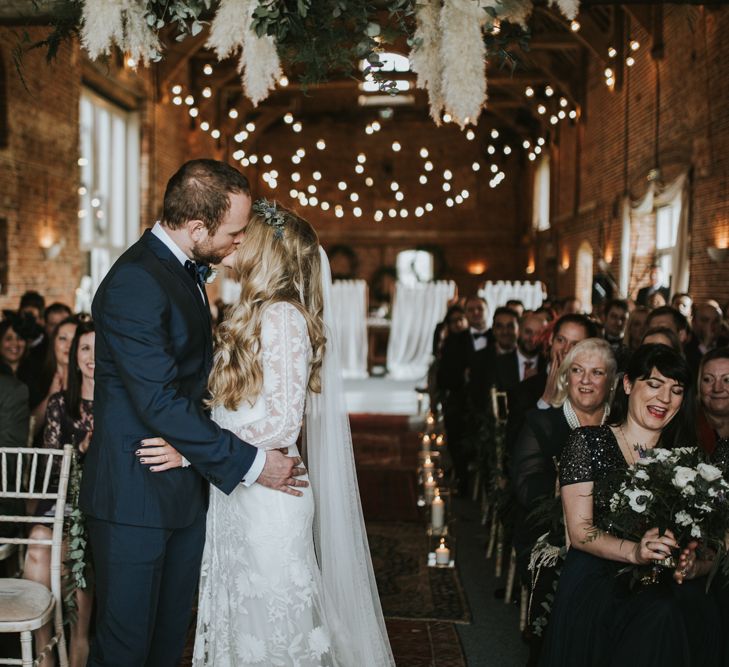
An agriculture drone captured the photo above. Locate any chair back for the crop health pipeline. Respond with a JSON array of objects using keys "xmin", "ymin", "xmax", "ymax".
[{"xmin": 0, "ymin": 445, "xmax": 74, "ymax": 608}]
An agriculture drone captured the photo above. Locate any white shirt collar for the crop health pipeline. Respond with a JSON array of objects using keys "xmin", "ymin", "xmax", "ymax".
[{"xmin": 151, "ymin": 222, "xmax": 192, "ymax": 267}]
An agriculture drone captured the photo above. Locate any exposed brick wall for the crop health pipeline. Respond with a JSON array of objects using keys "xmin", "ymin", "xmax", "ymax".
[
  {"xmin": 2, "ymin": 5, "xmax": 729, "ymax": 314},
  {"xmin": 543, "ymin": 5, "xmax": 729, "ymax": 306}
]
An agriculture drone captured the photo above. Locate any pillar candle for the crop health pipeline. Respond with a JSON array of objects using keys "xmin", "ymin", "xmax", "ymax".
[
  {"xmin": 424, "ymin": 474, "xmax": 436, "ymax": 503},
  {"xmin": 436, "ymin": 538, "xmax": 450, "ymax": 565},
  {"xmin": 431, "ymin": 493, "xmax": 445, "ymax": 530}
]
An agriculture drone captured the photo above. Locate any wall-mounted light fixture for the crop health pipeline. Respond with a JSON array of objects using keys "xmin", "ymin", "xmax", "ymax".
[
  {"xmin": 707, "ymin": 246, "xmax": 729, "ymax": 263},
  {"xmin": 39, "ymin": 228, "xmax": 65, "ymax": 260},
  {"xmin": 467, "ymin": 261, "xmax": 487, "ymax": 276}
]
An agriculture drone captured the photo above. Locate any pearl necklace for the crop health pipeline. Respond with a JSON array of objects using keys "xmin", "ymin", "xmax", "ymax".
[{"xmin": 562, "ymin": 399, "xmax": 609, "ymax": 431}]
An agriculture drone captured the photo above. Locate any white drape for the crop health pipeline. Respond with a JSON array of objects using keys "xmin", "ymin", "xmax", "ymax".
[
  {"xmin": 386, "ymin": 280, "xmax": 456, "ymax": 380},
  {"xmin": 331, "ymin": 280, "xmax": 369, "ymax": 379},
  {"xmin": 478, "ymin": 281, "xmax": 545, "ymax": 327},
  {"xmin": 619, "ymin": 170, "xmax": 690, "ymax": 296}
]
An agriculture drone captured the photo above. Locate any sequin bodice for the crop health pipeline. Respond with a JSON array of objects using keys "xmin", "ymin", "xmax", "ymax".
[{"xmin": 559, "ymin": 425, "xmax": 629, "ymax": 518}]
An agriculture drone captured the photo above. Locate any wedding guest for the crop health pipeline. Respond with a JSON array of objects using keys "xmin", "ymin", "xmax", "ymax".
[
  {"xmin": 671, "ymin": 293, "xmax": 693, "ymax": 322},
  {"xmin": 635, "ymin": 264, "xmax": 669, "ymax": 307},
  {"xmin": 0, "ymin": 317, "xmax": 28, "ymax": 377},
  {"xmin": 696, "ymin": 347, "xmax": 729, "ymax": 457},
  {"xmin": 603, "ymin": 298, "xmax": 629, "ymax": 370},
  {"xmin": 43, "ymin": 303, "xmax": 73, "ymax": 339},
  {"xmin": 646, "ymin": 305, "xmax": 690, "ymax": 346},
  {"xmin": 641, "ymin": 326, "xmax": 682, "ymax": 354},
  {"xmin": 505, "ymin": 314, "xmax": 597, "ymax": 450},
  {"xmin": 22, "ymin": 315, "xmax": 79, "ymax": 438},
  {"xmin": 624, "ymin": 306, "xmax": 650, "ymax": 352},
  {"xmin": 647, "ymin": 290, "xmax": 667, "ymax": 309},
  {"xmin": 511, "ymin": 338, "xmax": 616, "ymax": 662},
  {"xmin": 540, "ymin": 344, "xmax": 720, "ymax": 667},
  {"xmin": 686, "ymin": 302, "xmax": 729, "ymax": 374},
  {"xmin": 506, "ymin": 299, "xmax": 525, "ymax": 318},
  {"xmin": 438, "ymin": 296, "xmax": 488, "ymax": 494},
  {"xmin": 18, "ymin": 291, "xmax": 47, "ymax": 368},
  {"xmin": 432, "ymin": 304, "xmax": 467, "ymax": 357},
  {"xmin": 23, "ymin": 319, "xmax": 95, "ymax": 667}
]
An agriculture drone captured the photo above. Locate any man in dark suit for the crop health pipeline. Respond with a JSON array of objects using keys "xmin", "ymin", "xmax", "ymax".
[
  {"xmin": 437, "ymin": 296, "xmax": 488, "ymax": 494},
  {"xmin": 80, "ymin": 160, "xmax": 306, "ymax": 667},
  {"xmin": 506, "ymin": 314, "xmax": 597, "ymax": 451},
  {"xmin": 636, "ymin": 265, "xmax": 670, "ymax": 307}
]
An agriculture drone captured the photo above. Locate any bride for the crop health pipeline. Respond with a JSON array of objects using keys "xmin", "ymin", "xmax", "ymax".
[{"xmin": 146, "ymin": 199, "xmax": 394, "ymax": 666}]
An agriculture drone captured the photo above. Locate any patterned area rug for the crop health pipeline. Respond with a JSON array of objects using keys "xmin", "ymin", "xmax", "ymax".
[{"xmin": 368, "ymin": 522, "xmax": 471, "ymax": 624}]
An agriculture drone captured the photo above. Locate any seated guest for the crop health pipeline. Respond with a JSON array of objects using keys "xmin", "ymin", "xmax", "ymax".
[
  {"xmin": 641, "ymin": 326, "xmax": 682, "ymax": 354},
  {"xmin": 23, "ymin": 319, "xmax": 95, "ymax": 667},
  {"xmin": 433, "ymin": 304, "xmax": 467, "ymax": 358},
  {"xmin": 540, "ymin": 344, "xmax": 720, "ymax": 667},
  {"xmin": 506, "ymin": 314, "xmax": 598, "ymax": 451},
  {"xmin": 635, "ymin": 264, "xmax": 670, "ymax": 307},
  {"xmin": 438, "ymin": 296, "xmax": 488, "ymax": 494},
  {"xmin": 0, "ymin": 317, "xmax": 29, "ymax": 378},
  {"xmin": 506, "ymin": 299, "xmax": 525, "ymax": 318},
  {"xmin": 671, "ymin": 292, "xmax": 693, "ymax": 322},
  {"xmin": 624, "ymin": 306, "xmax": 650, "ymax": 352},
  {"xmin": 471, "ymin": 310, "xmax": 546, "ymax": 400},
  {"xmin": 685, "ymin": 302, "xmax": 729, "ymax": 374},
  {"xmin": 696, "ymin": 347, "xmax": 729, "ymax": 457},
  {"xmin": 22, "ymin": 315, "xmax": 79, "ymax": 438},
  {"xmin": 602, "ymin": 298, "xmax": 629, "ymax": 370},
  {"xmin": 512, "ymin": 338, "xmax": 616, "ymax": 660},
  {"xmin": 645, "ymin": 305, "xmax": 690, "ymax": 346}
]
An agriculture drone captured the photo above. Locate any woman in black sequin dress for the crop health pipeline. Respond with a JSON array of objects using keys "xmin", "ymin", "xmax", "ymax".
[
  {"xmin": 540, "ymin": 345, "xmax": 722, "ymax": 667},
  {"xmin": 23, "ymin": 320, "xmax": 95, "ymax": 667}
]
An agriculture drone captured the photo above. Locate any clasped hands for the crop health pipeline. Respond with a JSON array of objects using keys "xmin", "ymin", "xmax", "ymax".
[
  {"xmin": 632, "ymin": 527, "xmax": 705, "ymax": 584},
  {"xmin": 136, "ymin": 438, "xmax": 309, "ymax": 497}
]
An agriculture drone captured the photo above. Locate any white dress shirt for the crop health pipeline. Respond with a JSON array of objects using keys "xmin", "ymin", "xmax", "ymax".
[
  {"xmin": 516, "ymin": 349, "xmax": 539, "ymax": 382},
  {"xmin": 150, "ymin": 222, "xmax": 265, "ymax": 486},
  {"xmin": 470, "ymin": 327, "xmax": 488, "ymax": 352}
]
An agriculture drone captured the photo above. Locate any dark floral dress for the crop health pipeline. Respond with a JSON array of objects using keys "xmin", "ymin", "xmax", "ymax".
[{"xmin": 34, "ymin": 392, "xmax": 93, "ymax": 517}]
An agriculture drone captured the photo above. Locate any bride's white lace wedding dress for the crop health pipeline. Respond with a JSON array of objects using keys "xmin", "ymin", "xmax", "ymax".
[{"xmin": 192, "ymin": 301, "xmax": 335, "ymax": 666}]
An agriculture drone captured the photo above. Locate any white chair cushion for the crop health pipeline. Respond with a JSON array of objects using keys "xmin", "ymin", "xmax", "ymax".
[{"xmin": 0, "ymin": 579, "xmax": 53, "ymax": 624}]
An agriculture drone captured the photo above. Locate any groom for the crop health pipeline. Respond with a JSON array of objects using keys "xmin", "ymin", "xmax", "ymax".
[{"xmin": 80, "ymin": 159, "xmax": 307, "ymax": 666}]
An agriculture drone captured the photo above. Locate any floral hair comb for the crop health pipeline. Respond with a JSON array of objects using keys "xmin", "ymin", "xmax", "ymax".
[{"xmin": 252, "ymin": 198, "xmax": 286, "ymax": 239}]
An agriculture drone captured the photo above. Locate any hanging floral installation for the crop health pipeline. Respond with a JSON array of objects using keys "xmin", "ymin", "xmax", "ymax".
[
  {"xmin": 46, "ymin": 0, "xmax": 582, "ymax": 125},
  {"xmin": 407, "ymin": 0, "xmax": 580, "ymax": 126}
]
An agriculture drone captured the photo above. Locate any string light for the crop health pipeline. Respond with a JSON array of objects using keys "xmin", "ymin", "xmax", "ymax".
[
  {"xmin": 537, "ymin": 104, "xmax": 546, "ymax": 115},
  {"xmin": 355, "ymin": 165, "xmax": 364, "ymax": 174},
  {"xmin": 201, "ymin": 88, "xmax": 211, "ymax": 99},
  {"xmin": 263, "ymin": 154, "xmax": 272, "ymax": 164},
  {"xmin": 203, "ymin": 64, "xmax": 213, "ymax": 75},
  {"xmin": 424, "ymin": 161, "xmax": 433, "ymax": 172},
  {"xmin": 525, "ymin": 86, "xmax": 534, "ymax": 97},
  {"xmin": 173, "ymin": 96, "xmax": 183, "ymax": 105},
  {"xmin": 228, "ymin": 108, "xmax": 238, "ymax": 119},
  {"xmin": 189, "ymin": 108, "xmax": 198, "ymax": 118},
  {"xmin": 487, "ymin": 145, "xmax": 496, "ymax": 155},
  {"xmin": 185, "ymin": 95, "xmax": 194, "ymax": 105},
  {"xmin": 200, "ymin": 121, "xmax": 210, "ymax": 131},
  {"xmin": 503, "ymin": 146, "xmax": 512, "ymax": 155},
  {"xmin": 490, "ymin": 129, "xmax": 500, "ymax": 139},
  {"xmin": 420, "ymin": 174, "xmax": 429, "ymax": 183},
  {"xmin": 425, "ymin": 203, "xmax": 434, "ymax": 212},
  {"xmin": 392, "ymin": 141, "xmax": 402, "ymax": 152},
  {"xmin": 350, "ymin": 192, "xmax": 359, "ymax": 202},
  {"xmin": 321, "ymin": 202, "xmax": 330, "ymax": 211},
  {"xmin": 544, "ymin": 86, "xmax": 554, "ymax": 98},
  {"xmin": 472, "ymin": 162, "xmax": 480, "ymax": 171},
  {"xmin": 246, "ymin": 122, "xmax": 256, "ymax": 132},
  {"xmin": 316, "ymin": 139, "xmax": 326, "ymax": 149},
  {"xmin": 608, "ymin": 46, "xmax": 617, "ymax": 58},
  {"xmin": 365, "ymin": 177, "xmax": 374, "ymax": 187},
  {"xmin": 395, "ymin": 191, "xmax": 404, "ymax": 201},
  {"xmin": 442, "ymin": 182, "xmax": 451, "ymax": 192},
  {"xmin": 296, "ymin": 148, "xmax": 305, "ymax": 157},
  {"xmin": 313, "ymin": 171, "xmax": 322, "ymax": 180},
  {"xmin": 420, "ymin": 148, "xmax": 429, "ymax": 158},
  {"xmin": 284, "ymin": 113, "xmax": 294, "ymax": 124},
  {"xmin": 466, "ymin": 130, "xmax": 475, "ymax": 141},
  {"xmin": 171, "ymin": 84, "xmax": 182, "ymax": 95},
  {"xmin": 630, "ymin": 40, "xmax": 640, "ymax": 51},
  {"xmin": 570, "ymin": 19, "xmax": 580, "ymax": 32},
  {"xmin": 626, "ymin": 56, "xmax": 635, "ymax": 67},
  {"xmin": 357, "ymin": 153, "xmax": 366, "ymax": 163},
  {"xmin": 443, "ymin": 170, "xmax": 452, "ymax": 180},
  {"xmin": 279, "ymin": 76, "xmax": 289, "ymax": 86},
  {"xmin": 338, "ymin": 181, "xmax": 347, "ymax": 191},
  {"xmin": 353, "ymin": 207, "xmax": 362, "ymax": 217},
  {"xmin": 292, "ymin": 122, "xmax": 302, "ymax": 133},
  {"xmin": 211, "ymin": 129, "xmax": 221, "ymax": 139},
  {"xmin": 388, "ymin": 209, "xmax": 397, "ymax": 218},
  {"xmin": 374, "ymin": 210, "xmax": 384, "ymax": 221},
  {"xmin": 291, "ymin": 172, "xmax": 301, "ymax": 182},
  {"xmin": 390, "ymin": 181, "xmax": 399, "ymax": 191},
  {"xmin": 307, "ymin": 184, "xmax": 317, "ymax": 194}
]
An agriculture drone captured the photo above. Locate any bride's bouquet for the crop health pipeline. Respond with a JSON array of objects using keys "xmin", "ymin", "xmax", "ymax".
[{"xmin": 594, "ymin": 447, "xmax": 729, "ymax": 583}]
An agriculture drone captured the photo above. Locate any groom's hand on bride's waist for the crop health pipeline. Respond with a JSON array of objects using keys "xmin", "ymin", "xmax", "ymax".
[{"xmin": 256, "ymin": 449, "xmax": 309, "ymax": 497}]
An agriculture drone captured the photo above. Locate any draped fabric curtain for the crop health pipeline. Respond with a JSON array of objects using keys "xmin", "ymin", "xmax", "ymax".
[
  {"xmin": 619, "ymin": 170, "xmax": 690, "ymax": 297},
  {"xmin": 386, "ymin": 280, "xmax": 456, "ymax": 380},
  {"xmin": 331, "ymin": 280, "xmax": 368, "ymax": 379},
  {"xmin": 478, "ymin": 281, "xmax": 544, "ymax": 327}
]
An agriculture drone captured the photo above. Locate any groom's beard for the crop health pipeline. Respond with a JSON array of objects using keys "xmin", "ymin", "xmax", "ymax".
[{"xmin": 191, "ymin": 240, "xmax": 228, "ymax": 266}]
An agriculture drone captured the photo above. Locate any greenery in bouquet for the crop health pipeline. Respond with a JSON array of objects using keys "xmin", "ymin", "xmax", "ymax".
[{"xmin": 594, "ymin": 446, "xmax": 729, "ymax": 583}]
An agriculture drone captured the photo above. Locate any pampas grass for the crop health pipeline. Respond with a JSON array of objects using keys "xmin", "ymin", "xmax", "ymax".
[
  {"xmin": 439, "ymin": 0, "xmax": 488, "ymax": 127},
  {"xmin": 410, "ymin": 0, "xmax": 445, "ymax": 125}
]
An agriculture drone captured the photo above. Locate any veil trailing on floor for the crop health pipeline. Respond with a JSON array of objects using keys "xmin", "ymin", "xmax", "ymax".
[{"xmin": 304, "ymin": 247, "xmax": 395, "ymax": 666}]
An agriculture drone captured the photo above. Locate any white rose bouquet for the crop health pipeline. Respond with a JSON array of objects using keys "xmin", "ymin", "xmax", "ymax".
[{"xmin": 596, "ymin": 447, "xmax": 729, "ymax": 583}]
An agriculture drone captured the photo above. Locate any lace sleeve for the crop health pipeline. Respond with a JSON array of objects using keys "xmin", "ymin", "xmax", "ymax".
[
  {"xmin": 42, "ymin": 392, "xmax": 65, "ymax": 450},
  {"xmin": 559, "ymin": 427, "xmax": 595, "ymax": 487},
  {"xmin": 233, "ymin": 302, "xmax": 311, "ymax": 448}
]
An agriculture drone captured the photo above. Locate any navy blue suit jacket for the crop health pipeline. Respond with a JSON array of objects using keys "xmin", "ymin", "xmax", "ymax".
[{"xmin": 80, "ymin": 230, "xmax": 257, "ymax": 529}]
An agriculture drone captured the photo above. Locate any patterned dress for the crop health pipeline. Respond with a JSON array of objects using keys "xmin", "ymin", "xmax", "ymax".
[{"xmin": 193, "ymin": 302, "xmax": 337, "ymax": 666}]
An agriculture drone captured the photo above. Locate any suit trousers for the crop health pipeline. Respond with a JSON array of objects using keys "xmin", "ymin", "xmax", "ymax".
[{"xmin": 86, "ymin": 507, "xmax": 206, "ymax": 667}]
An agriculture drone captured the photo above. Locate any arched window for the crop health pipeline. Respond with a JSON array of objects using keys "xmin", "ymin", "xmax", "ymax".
[
  {"xmin": 396, "ymin": 249, "xmax": 433, "ymax": 288},
  {"xmin": 575, "ymin": 241, "xmax": 594, "ymax": 314}
]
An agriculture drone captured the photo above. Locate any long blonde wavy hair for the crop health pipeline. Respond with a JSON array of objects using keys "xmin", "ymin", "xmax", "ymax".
[{"xmin": 207, "ymin": 203, "xmax": 325, "ymax": 410}]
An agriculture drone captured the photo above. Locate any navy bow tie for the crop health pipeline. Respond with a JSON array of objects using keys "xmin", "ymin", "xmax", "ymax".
[{"xmin": 184, "ymin": 260, "xmax": 210, "ymax": 289}]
